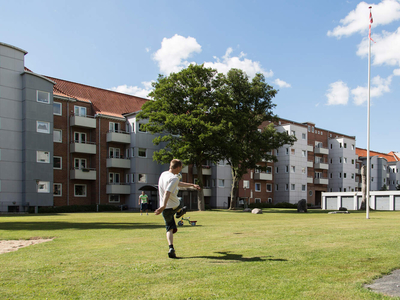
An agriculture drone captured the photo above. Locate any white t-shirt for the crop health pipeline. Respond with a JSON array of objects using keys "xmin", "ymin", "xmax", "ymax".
[{"xmin": 158, "ymin": 171, "xmax": 180, "ymax": 209}]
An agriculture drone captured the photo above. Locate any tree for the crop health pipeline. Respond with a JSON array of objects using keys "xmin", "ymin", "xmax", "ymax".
[
  {"xmin": 137, "ymin": 64, "xmax": 226, "ymax": 211},
  {"xmin": 215, "ymin": 69, "xmax": 297, "ymax": 209}
]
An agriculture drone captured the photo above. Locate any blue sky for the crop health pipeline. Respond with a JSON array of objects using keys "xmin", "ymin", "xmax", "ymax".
[{"xmin": 1, "ymin": 0, "xmax": 399, "ymax": 153}]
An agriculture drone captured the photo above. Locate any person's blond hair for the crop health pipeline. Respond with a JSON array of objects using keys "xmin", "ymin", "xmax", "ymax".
[{"xmin": 170, "ymin": 159, "xmax": 182, "ymax": 170}]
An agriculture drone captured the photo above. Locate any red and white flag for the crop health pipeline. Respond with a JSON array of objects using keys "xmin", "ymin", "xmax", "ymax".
[{"xmin": 369, "ymin": 9, "xmax": 376, "ymax": 43}]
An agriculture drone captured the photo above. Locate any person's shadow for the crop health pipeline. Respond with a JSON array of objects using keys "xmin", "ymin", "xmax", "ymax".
[{"xmin": 181, "ymin": 251, "xmax": 287, "ymax": 262}]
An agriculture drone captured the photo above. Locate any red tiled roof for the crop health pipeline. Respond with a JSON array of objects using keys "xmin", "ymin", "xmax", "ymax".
[
  {"xmin": 46, "ymin": 76, "xmax": 149, "ymax": 118},
  {"xmin": 356, "ymin": 148, "xmax": 398, "ymax": 162}
]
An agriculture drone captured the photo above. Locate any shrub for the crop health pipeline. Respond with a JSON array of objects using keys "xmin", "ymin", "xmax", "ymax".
[{"xmin": 28, "ymin": 205, "xmax": 122, "ymax": 214}]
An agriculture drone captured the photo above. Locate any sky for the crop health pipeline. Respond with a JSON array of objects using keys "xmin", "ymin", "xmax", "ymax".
[{"xmin": 1, "ymin": 0, "xmax": 399, "ymax": 153}]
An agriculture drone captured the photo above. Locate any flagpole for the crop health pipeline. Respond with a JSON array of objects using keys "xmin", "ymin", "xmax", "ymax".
[{"xmin": 366, "ymin": 6, "xmax": 373, "ymax": 219}]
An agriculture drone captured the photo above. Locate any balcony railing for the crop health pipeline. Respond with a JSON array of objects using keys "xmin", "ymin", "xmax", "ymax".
[
  {"xmin": 307, "ymin": 161, "xmax": 313, "ymax": 168},
  {"xmin": 106, "ymin": 183, "xmax": 131, "ymax": 194},
  {"xmin": 314, "ymin": 162, "xmax": 329, "ymax": 170},
  {"xmin": 254, "ymin": 173, "xmax": 273, "ymax": 181},
  {"xmin": 314, "ymin": 178, "xmax": 329, "ymax": 185},
  {"xmin": 314, "ymin": 147, "xmax": 329, "ymax": 155},
  {"xmin": 203, "ymin": 188, "xmax": 212, "ymax": 197},
  {"xmin": 106, "ymin": 130, "xmax": 130, "ymax": 144},
  {"xmin": 70, "ymin": 141, "xmax": 96, "ymax": 154},
  {"xmin": 70, "ymin": 114, "xmax": 96, "ymax": 128},
  {"xmin": 70, "ymin": 168, "xmax": 96, "ymax": 180},
  {"xmin": 106, "ymin": 157, "xmax": 130, "ymax": 169}
]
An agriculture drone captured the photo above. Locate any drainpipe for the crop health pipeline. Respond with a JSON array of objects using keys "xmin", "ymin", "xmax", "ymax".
[
  {"xmin": 67, "ymin": 102, "xmax": 70, "ymax": 206},
  {"xmin": 98, "ymin": 116, "xmax": 101, "ymax": 211}
]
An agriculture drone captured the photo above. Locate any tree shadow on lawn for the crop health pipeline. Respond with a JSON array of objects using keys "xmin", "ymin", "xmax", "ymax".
[
  {"xmin": 0, "ymin": 221, "xmax": 165, "ymax": 231},
  {"xmin": 182, "ymin": 251, "xmax": 287, "ymax": 262}
]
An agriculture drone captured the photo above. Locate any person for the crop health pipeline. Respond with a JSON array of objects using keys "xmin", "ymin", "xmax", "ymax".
[
  {"xmin": 155, "ymin": 159, "xmax": 200, "ymax": 258},
  {"xmin": 138, "ymin": 191, "xmax": 149, "ymax": 215}
]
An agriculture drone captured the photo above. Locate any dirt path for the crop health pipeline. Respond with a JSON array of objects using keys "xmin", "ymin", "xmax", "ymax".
[{"xmin": 0, "ymin": 238, "xmax": 53, "ymax": 254}]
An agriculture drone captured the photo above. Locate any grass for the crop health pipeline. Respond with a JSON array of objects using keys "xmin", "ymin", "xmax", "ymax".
[{"xmin": 1, "ymin": 209, "xmax": 400, "ymax": 299}]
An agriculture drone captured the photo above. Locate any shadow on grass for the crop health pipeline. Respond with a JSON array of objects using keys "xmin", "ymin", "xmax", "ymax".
[
  {"xmin": 182, "ymin": 251, "xmax": 287, "ymax": 262},
  {"xmin": 0, "ymin": 221, "xmax": 165, "ymax": 231}
]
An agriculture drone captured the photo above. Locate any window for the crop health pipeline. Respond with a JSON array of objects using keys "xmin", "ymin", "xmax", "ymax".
[
  {"xmin": 53, "ymin": 102, "xmax": 62, "ymax": 115},
  {"xmin": 339, "ymin": 143, "xmax": 342, "ymax": 148},
  {"xmin": 276, "ymin": 149, "xmax": 279, "ymax": 155},
  {"xmin": 37, "ymin": 121, "xmax": 50, "ymax": 133},
  {"xmin": 138, "ymin": 148, "xmax": 147, "ymax": 157},
  {"xmin": 37, "ymin": 90, "xmax": 50, "ymax": 104},
  {"xmin": 109, "ymin": 195, "xmax": 120, "ymax": 203},
  {"xmin": 139, "ymin": 174, "xmax": 147, "ymax": 183},
  {"xmin": 243, "ymin": 180, "xmax": 250, "ymax": 189},
  {"xmin": 302, "ymin": 133, "xmax": 306, "ymax": 139},
  {"xmin": 53, "ymin": 156, "xmax": 62, "ymax": 169},
  {"xmin": 109, "ymin": 147, "xmax": 121, "ymax": 158},
  {"xmin": 74, "ymin": 184, "xmax": 87, "ymax": 197},
  {"xmin": 255, "ymin": 183, "xmax": 261, "ymax": 192},
  {"xmin": 315, "ymin": 172, "xmax": 322, "ymax": 178},
  {"xmin": 351, "ymin": 173, "xmax": 355, "ymax": 179},
  {"xmin": 291, "ymin": 148, "xmax": 295, "ymax": 155},
  {"xmin": 285, "ymin": 184, "xmax": 289, "ymax": 191},
  {"xmin": 344, "ymin": 143, "xmax": 347, "ymax": 148},
  {"xmin": 285, "ymin": 165, "xmax": 289, "ymax": 173},
  {"xmin": 131, "ymin": 174, "xmax": 135, "ymax": 183},
  {"xmin": 302, "ymin": 185, "xmax": 306, "ymax": 191},
  {"xmin": 109, "ymin": 122, "xmax": 120, "ymax": 133},
  {"xmin": 302, "ymin": 168, "xmax": 306, "ymax": 174},
  {"xmin": 371, "ymin": 164, "xmax": 374, "ymax": 169},
  {"xmin": 130, "ymin": 147, "xmax": 135, "ymax": 157},
  {"xmin": 330, "ymin": 144, "xmax": 333, "ymax": 149},
  {"xmin": 302, "ymin": 150, "xmax": 306, "ymax": 157},
  {"xmin": 266, "ymin": 184, "xmax": 272, "ymax": 192},
  {"xmin": 37, "ymin": 181, "xmax": 50, "ymax": 193},
  {"xmin": 74, "ymin": 158, "xmax": 87, "ymax": 169},
  {"xmin": 291, "ymin": 166, "xmax": 295, "ymax": 173},
  {"xmin": 275, "ymin": 184, "xmax": 279, "ymax": 191},
  {"xmin": 255, "ymin": 198, "xmax": 261, "ymax": 203},
  {"xmin": 53, "ymin": 183, "xmax": 62, "ymax": 196},
  {"xmin": 291, "ymin": 131, "xmax": 296, "ymax": 136},
  {"xmin": 291, "ymin": 184, "xmax": 295, "ymax": 191},
  {"xmin": 352, "ymin": 144, "xmax": 355, "ymax": 150},
  {"xmin": 286, "ymin": 148, "xmax": 289, "ymax": 155},
  {"xmin": 275, "ymin": 167, "xmax": 279, "ymax": 173},
  {"xmin": 218, "ymin": 179, "xmax": 225, "ymax": 187},
  {"xmin": 351, "ymin": 159, "xmax": 355, "ymax": 164},
  {"xmin": 339, "ymin": 172, "xmax": 342, "ymax": 178},
  {"xmin": 308, "ymin": 125, "xmax": 311, "ymax": 132},
  {"xmin": 266, "ymin": 166, "xmax": 272, "ymax": 174},
  {"xmin": 330, "ymin": 173, "xmax": 333, "ymax": 178},
  {"xmin": 268, "ymin": 198, "xmax": 272, "ymax": 203},
  {"xmin": 53, "ymin": 129, "xmax": 62, "ymax": 143},
  {"xmin": 74, "ymin": 106, "xmax": 86, "ymax": 117},
  {"xmin": 109, "ymin": 172, "xmax": 120, "ymax": 184},
  {"xmin": 74, "ymin": 132, "xmax": 86, "ymax": 143},
  {"xmin": 344, "ymin": 157, "xmax": 347, "ymax": 164},
  {"xmin": 312, "ymin": 126, "xmax": 314, "ymax": 133},
  {"xmin": 339, "ymin": 157, "xmax": 342, "ymax": 163},
  {"xmin": 255, "ymin": 166, "xmax": 261, "ymax": 173},
  {"xmin": 344, "ymin": 173, "xmax": 347, "ymax": 178},
  {"xmin": 37, "ymin": 151, "xmax": 50, "ymax": 163}
]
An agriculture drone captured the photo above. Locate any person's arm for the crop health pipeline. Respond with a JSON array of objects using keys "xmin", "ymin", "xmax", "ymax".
[
  {"xmin": 178, "ymin": 182, "xmax": 201, "ymax": 190},
  {"xmin": 155, "ymin": 191, "xmax": 171, "ymax": 215}
]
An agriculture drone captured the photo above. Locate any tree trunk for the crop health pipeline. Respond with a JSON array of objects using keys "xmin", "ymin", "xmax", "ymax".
[
  {"xmin": 229, "ymin": 169, "xmax": 239, "ymax": 210},
  {"xmin": 196, "ymin": 163, "xmax": 205, "ymax": 211}
]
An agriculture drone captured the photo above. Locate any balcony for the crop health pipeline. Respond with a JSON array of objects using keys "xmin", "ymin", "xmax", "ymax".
[
  {"xmin": 314, "ymin": 178, "xmax": 329, "ymax": 185},
  {"xmin": 203, "ymin": 188, "xmax": 212, "ymax": 197},
  {"xmin": 193, "ymin": 166, "xmax": 212, "ymax": 176},
  {"xmin": 106, "ymin": 131, "xmax": 130, "ymax": 144},
  {"xmin": 307, "ymin": 177, "xmax": 313, "ymax": 184},
  {"xmin": 254, "ymin": 173, "xmax": 273, "ymax": 181},
  {"xmin": 181, "ymin": 166, "xmax": 188, "ymax": 174},
  {"xmin": 314, "ymin": 147, "xmax": 329, "ymax": 155},
  {"xmin": 106, "ymin": 183, "xmax": 131, "ymax": 194},
  {"xmin": 106, "ymin": 157, "xmax": 130, "ymax": 169},
  {"xmin": 70, "ymin": 115, "xmax": 96, "ymax": 129},
  {"xmin": 355, "ymin": 168, "xmax": 361, "ymax": 174},
  {"xmin": 70, "ymin": 168, "xmax": 96, "ymax": 180},
  {"xmin": 307, "ymin": 161, "xmax": 313, "ymax": 168},
  {"xmin": 70, "ymin": 141, "xmax": 96, "ymax": 154},
  {"xmin": 307, "ymin": 145, "xmax": 314, "ymax": 152},
  {"xmin": 314, "ymin": 162, "xmax": 329, "ymax": 170}
]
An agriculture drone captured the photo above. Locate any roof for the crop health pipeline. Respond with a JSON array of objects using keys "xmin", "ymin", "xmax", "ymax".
[
  {"xmin": 46, "ymin": 76, "xmax": 149, "ymax": 118},
  {"xmin": 356, "ymin": 148, "xmax": 399, "ymax": 162}
]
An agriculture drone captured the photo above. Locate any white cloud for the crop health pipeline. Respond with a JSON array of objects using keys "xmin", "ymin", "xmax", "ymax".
[
  {"xmin": 274, "ymin": 78, "xmax": 291, "ymax": 88},
  {"xmin": 351, "ymin": 75, "xmax": 392, "ymax": 105},
  {"xmin": 203, "ymin": 47, "xmax": 274, "ymax": 79},
  {"xmin": 326, "ymin": 81, "xmax": 349, "ymax": 105},
  {"xmin": 109, "ymin": 81, "xmax": 154, "ymax": 98},
  {"xmin": 394, "ymin": 68, "xmax": 400, "ymax": 75},
  {"xmin": 145, "ymin": 47, "xmax": 150, "ymax": 53},
  {"xmin": 152, "ymin": 34, "xmax": 202, "ymax": 75},
  {"xmin": 357, "ymin": 27, "xmax": 400, "ymax": 67},
  {"xmin": 327, "ymin": 0, "xmax": 400, "ymax": 38}
]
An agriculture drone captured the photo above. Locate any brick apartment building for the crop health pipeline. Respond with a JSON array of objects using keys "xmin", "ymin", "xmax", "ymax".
[{"xmin": 1, "ymin": 41, "xmax": 399, "ymax": 212}]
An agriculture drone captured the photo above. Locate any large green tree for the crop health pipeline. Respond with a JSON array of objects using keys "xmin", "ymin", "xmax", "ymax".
[
  {"xmin": 216, "ymin": 69, "xmax": 297, "ymax": 209},
  {"xmin": 137, "ymin": 64, "xmax": 226, "ymax": 211}
]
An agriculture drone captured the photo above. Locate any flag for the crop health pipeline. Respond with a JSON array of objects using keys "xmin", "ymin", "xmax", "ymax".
[{"xmin": 369, "ymin": 9, "xmax": 376, "ymax": 43}]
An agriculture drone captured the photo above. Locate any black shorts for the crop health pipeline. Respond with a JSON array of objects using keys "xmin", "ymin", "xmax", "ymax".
[
  {"xmin": 162, "ymin": 200, "xmax": 183, "ymax": 233},
  {"xmin": 140, "ymin": 203, "xmax": 148, "ymax": 211}
]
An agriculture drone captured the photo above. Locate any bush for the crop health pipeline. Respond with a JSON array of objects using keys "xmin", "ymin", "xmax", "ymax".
[
  {"xmin": 248, "ymin": 202, "xmax": 297, "ymax": 209},
  {"xmin": 28, "ymin": 205, "xmax": 122, "ymax": 214}
]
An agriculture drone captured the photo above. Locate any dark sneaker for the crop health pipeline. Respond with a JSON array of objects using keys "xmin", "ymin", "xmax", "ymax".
[
  {"xmin": 175, "ymin": 206, "xmax": 187, "ymax": 219},
  {"xmin": 168, "ymin": 248, "xmax": 176, "ymax": 258}
]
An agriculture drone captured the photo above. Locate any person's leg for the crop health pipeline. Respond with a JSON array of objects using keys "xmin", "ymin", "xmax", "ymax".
[{"xmin": 163, "ymin": 209, "xmax": 178, "ymax": 258}]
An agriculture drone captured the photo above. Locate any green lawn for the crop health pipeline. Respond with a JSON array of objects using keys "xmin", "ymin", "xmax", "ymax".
[{"xmin": 1, "ymin": 209, "xmax": 400, "ymax": 299}]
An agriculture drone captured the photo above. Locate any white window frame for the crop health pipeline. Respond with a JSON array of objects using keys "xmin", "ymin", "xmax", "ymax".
[
  {"xmin": 109, "ymin": 147, "xmax": 121, "ymax": 158},
  {"xmin": 243, "ymin": 180, "xmax": 250, "ymax": 189},
  {"xmin": 37, "ymin": 181, "xmax": 50, "ymax": 193},
  {"xmin": 109, "ymin": 122, "xmax": 120, "ymax": 133},
  {"xmin": 53, "ymin": 183, "xmax": 62, "ymax": 196},
  {"xmin": 53, "ymin": 129, "xmax": 62, "ymax": 143},
  {"xmin": 109, "ymin": 172, "xmax": 120, "ymax": 184},
  {"xmin": 36, "ymin": 121, "xmax": 50, "ymax": 134},
  {"xmin": 302, "ymin": 185, "xmax": 306, "ymax": 191},
  {"xmin": 53, "ymin": 156, "xmax": 62, "ymax": 169},
  {"xmin": 266, "ymin": 184, "xmax": 272, "ymax": 192},
  {"xmin": 37, "ymin": 151, "xmax": 50, "ymax": 163},
  {"xmin": 74, "ymin": 105, "xmax": 87, "ymax": 117},
  {"xmin": 74, "ymin": 158, "xmax": 87, "ymax": 169},
  {"xmin": 255, "ymin": 183, "xmax": 261, "ymax": 192},
  {"xmin": 291, "ymin": 184, "xmax": 295, "ymax": 191},
  {"xmin": 255, "ymin": 198, "xmax": 261, "ymax": 203},
  {"xmin": 302, "ymin": 133, "xmax": 306, "ymax": 139},
  {"xmin": 218, "ymin": 179, "xmax": 225, "ymax": 187},
  {"xmin": 74, "ymin": 184, "xmax": 87, "ymax": 197},
  {"xmin": 74, "ymin": 132, "xmax": 87, "ymax": 144},
  {"xmin": 37, "ymin": 90, "xmax": 50, "ymax": 104},
  {"xmin": 53, "ymin": 102, "xmax": 62, "ymax": 115}
]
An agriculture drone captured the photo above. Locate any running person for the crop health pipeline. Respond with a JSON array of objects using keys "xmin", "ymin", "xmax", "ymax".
[
  {"xmin": 138, "ymin": 191, "xmax": 149, "ymax": 215},
  {"xmin": 155, "ymin": 159, "xmax": 200, "ymax": 258}
]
